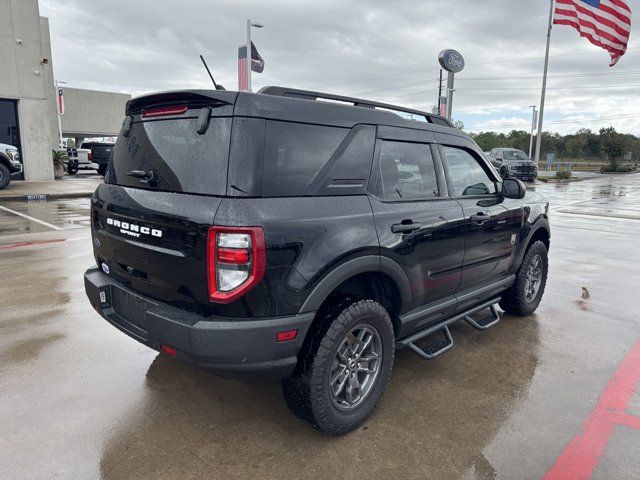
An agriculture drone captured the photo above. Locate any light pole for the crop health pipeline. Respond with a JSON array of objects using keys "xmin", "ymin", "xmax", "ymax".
[
  {"xmin": 528, "ymin": 105, "xmax": 538, "ymax": 159},
  {"xmin": 246, "ymin": 19, "xmax": 263, "ymax": 92}
]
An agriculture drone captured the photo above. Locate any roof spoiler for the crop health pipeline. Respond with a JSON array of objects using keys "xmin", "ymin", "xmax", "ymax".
[{"xmin": 125, "ymin": 90, "xmax": 238, "ymax": 116}]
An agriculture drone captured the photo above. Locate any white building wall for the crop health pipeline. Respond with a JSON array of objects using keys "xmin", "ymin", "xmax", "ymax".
[
  {"xmin": 0, "ymin": 0, "xmax": 55, "ymax": 181},
  {"xmin": 61, "ymin": 88, "xmax": 130, "ymax": 138},
  {"xmin": 0, "ymin": 0, "xmax": 130, "ymax": 182}
]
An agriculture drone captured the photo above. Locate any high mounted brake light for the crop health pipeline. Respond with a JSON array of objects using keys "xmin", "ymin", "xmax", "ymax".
[
  {"xmin": 207, "ymin": 226, "xmax": 266, "ymax": 303},
  {"xmin": 142, "ymin": 105, "xmax": 188, "ymax": 117}
]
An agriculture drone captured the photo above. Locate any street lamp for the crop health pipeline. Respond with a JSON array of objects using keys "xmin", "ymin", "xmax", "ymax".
[
  {"xmin": 246, "ymin": 19, "xmax": 263, "ymax": 92},
  {"xmin": 528, "ymin": 105, "xmax": 538, "ymax": 159}
]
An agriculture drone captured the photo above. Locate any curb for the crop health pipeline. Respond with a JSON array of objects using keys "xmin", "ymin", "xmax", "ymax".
[{"xmin": 0, "ymin": 192, "xmax": 93, "ymax": 202}]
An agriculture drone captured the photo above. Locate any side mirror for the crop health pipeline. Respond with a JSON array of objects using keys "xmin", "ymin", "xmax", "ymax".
[{"xmin": 502, "ymin": 178, "xmax": 526, "ymax": 199}]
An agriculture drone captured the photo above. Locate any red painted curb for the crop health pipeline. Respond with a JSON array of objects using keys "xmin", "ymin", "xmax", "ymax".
[{"xmin": 543, "ymin": 338, "xmax": 640, "ymax": 479}]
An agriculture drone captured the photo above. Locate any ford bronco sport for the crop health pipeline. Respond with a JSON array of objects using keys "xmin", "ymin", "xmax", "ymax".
[{"xmin": 84, "ymin": 87, "xmax": 550, "ymax": 435}]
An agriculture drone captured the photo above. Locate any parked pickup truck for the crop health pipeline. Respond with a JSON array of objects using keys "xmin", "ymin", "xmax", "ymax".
[
  {"xmin": 63, "ymin": 147, "xmax": 95, "ymax": 175},
  {"xmin": 81, "ymin": 142, "xmax": 114, "ymax": 176},
  {"xmin": 0, "ymin": 143, "xmax": 22, "ymax": 190}
]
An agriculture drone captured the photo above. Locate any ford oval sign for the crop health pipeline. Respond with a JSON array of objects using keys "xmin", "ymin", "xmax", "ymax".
[{"xmin": 438, "ymin": 49, "xmax": 465, "ymax": 73}]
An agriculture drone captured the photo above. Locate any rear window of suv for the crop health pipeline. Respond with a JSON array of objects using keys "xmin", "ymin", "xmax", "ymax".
[
  {"xmin": 261, "ymin": 121, "xmax": 349, "ymax": 196},
  {"xmin": 106, "ymin": 115, "xmax": 231, "ymax": 196}
]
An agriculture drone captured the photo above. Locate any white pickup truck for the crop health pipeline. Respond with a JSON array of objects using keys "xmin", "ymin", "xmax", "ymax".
[
  {"xmin": 61, "ymin": 147, "xmax": 97, "ymax": 174},
  {"xmin": 0, "ymin": 143, "xmax": 22, "ymax": 190}
]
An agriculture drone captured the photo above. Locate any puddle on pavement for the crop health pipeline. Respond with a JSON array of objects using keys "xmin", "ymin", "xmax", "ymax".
[
  {"xmin": 0, "ymin": 198, "xmax": 90, "ymax": 235},
  {"xmin": 0, "ymin": 333, "xmax": 65, "ymax": 364}
]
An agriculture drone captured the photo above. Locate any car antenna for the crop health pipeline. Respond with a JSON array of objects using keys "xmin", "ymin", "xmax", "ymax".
[{"xmin": 199, "ymin": 55, "xmax": 225, "ymax": 90}]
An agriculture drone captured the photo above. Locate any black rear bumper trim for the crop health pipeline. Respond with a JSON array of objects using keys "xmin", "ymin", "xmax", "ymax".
[{"xmin": 84, "ymin": 267, "xmax": 315, "ymax": 382}]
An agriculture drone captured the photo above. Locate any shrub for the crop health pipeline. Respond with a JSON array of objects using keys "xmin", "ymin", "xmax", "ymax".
[
  {"xmin": 555, "ymin": 170, "xmax": 571, "ymax": 180},
  {"xmin": 601, "ymin": 164, "xmax": 634, "ymax": 173}
]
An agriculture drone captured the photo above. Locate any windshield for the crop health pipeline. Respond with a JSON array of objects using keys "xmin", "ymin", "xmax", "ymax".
[
  {"xmin": 503, "ymin": 150, "xmax": 529, "ymax": 161},
  {"xmin": 106, "ymin": 115, "xmax": 231, "ymax": 196}
]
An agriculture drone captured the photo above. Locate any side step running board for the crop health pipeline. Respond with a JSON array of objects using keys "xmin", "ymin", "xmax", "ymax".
[
  {"xmin": 397, "ymin": 297, "xmax": 501, "ymax": 360},
  {"xmin": 465, "ymin": 303, "xmax": 500, "ymax": 330},
  {"xmin": 407, "ymin": 325, "xmax": 453, "ymax": 360}
]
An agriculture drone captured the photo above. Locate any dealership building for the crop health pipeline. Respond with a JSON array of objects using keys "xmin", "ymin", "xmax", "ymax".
[{"xmin": 0, "ymin": 0, "xmax": 130, "ymax": 181}]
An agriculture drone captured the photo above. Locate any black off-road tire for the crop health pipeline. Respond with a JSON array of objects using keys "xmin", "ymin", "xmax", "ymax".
[
  {"xmin": 97, "ymin": 164, "xmax": 107, "ymax": 176},
  {"xmin": 500, "ymin": 240, "xmax": 548, "ymax": 316},
  {"xmin": 0, "ymin": 163, "xmax": 10, "ymax": 190},
  {"xmin": 66, "ymin": 162, "xmax": 78, "ymax": 174},
  {"xmin": 282, "ymin": 298, "xmax": 395, "ymax": 436}
]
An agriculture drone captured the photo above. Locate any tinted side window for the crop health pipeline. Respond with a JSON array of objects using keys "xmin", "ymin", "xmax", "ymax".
[
  {"xmin": 262, "ymin": 121, "xmax": 348, "ymax": 196},
  {"xmin": 442, "ymin": 146, "xmax": 496, "ymax": 196},
  {"xmin": 372, "ymin": 141, "xmax": 438, "ymax": 200}
]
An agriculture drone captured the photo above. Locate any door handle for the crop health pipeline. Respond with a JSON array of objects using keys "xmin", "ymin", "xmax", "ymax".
[
  {"xmin": 470, "ymin": 213, "xmax": 492, "ymax": 224},
  {"xmin": 392, "ymin": 222, "xmax": 421, "ymax": 234}
]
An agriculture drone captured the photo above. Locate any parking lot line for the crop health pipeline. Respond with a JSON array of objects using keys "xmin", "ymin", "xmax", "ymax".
[
  {"xmin": 0, "ymin": 239, "xmax": 66, "ymax": 250},
  {"xmin": 543, "ymin": 337, "xmax": 640, "ymax": 480},
  {"xmin": 0, "ymin": 205, "xmax": 64, "ymax": 231}
]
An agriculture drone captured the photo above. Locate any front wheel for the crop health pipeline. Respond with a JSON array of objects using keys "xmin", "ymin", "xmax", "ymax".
[
  {"xmin": 500, "ymin": 240, "xmax": 548, "ymax": 316},
  {"xmin": 0, "ymin": 163, "xmax": 10, "ymax": 190},
  {"xmin": 282, "ymin": 299, "xmax": 395, "ymax": 435}
]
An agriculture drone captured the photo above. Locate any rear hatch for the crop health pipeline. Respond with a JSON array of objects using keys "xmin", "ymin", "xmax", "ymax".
[{"xmin": 92, "ymin": 90, "xmax": 238, "ymax": 312}]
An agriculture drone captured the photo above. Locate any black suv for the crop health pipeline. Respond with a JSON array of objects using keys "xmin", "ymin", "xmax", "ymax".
[{"xmin": 84, "ymin": 87, "xmax": 550, "ymax": 435}]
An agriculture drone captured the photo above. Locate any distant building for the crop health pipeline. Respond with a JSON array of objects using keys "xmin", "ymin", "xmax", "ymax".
[{"xmin": 0, "ymin": 0, "xmax": 131, "ymax": 181}]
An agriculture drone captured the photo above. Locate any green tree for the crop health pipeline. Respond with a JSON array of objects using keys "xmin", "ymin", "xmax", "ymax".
[{"xmin": 600, "ymin": 127, "xmax": 623, "ymax": 171}]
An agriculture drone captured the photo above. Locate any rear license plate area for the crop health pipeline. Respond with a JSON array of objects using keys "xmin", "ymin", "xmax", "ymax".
[{"xmin": 111, "ymin": 287, "xmax": 150, "ymax": 331}]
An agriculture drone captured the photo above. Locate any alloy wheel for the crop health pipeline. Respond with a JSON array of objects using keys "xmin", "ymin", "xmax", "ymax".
[{"xmin": 329, "ymin": 324, "xmax": 382, "ymax": 411}]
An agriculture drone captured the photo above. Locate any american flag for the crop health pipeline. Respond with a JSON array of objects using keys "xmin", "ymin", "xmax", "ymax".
[
  {"xmin": 238, "ymin": 42, "xmax": 265, "ymax": 90},
  {"xmin": 57, "ymin": 88, "xmax": 65, "ymax": 115},
  {"xmin": 553, "ymin": 0, "xmax": 632, "ymax": 66}
]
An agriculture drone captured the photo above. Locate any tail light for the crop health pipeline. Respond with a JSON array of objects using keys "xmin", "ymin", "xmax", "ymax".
[
  {"xmin": 88, "ymin": 152, "xmax": 93, "ymax": 161},
  {"xmin": 207, "ymin": 226, "xmax": 266, "ymax": 303},
  {"xmin": 142, "ymin": 105, "xmax": 188, "ymax": 117}
]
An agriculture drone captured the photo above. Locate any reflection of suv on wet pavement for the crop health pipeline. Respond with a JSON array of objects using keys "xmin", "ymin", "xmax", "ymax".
[
  {"xmin": 84, "ymin": 87, "xmax": 551, "ymax": 435},
  {"xmin": 0, "ymin": 143, "xmax": 22, "ymax": 190},
  {"xmin": 490, "ymin": 148, "xmax": 538, "ymax": 181}
]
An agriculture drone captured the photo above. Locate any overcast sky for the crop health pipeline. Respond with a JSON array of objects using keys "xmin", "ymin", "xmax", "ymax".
[{"xmin": 39, "ymin": 0, "xmax": 638, "ymax": 135}]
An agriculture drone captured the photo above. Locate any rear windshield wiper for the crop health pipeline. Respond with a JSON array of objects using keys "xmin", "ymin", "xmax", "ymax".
[{"xmin": 126, "ymin": 170, "xmax": 155, "ymax": 184}]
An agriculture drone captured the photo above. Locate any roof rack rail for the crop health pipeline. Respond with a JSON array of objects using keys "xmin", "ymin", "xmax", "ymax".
[{"xmin": 258, "ymin": 86, "xmax": 453, "ymax": 127}]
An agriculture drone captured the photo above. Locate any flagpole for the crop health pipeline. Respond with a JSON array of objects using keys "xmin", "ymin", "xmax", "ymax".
[
  {"xmin": 534, "ymin": 0, "xmax": 554, "ymax": 163},
  {"xmin": 246, "ymin": 19, "xmax": 252, "ymax": 92},
  {"xmin": 55, "ymin": 79, "xmax": 65, "ymax": 148}
]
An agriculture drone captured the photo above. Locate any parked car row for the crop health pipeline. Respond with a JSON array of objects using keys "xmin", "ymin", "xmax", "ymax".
[{"xmin": 63, "ymin": 142, "xmax": 114, "ymax": 176}]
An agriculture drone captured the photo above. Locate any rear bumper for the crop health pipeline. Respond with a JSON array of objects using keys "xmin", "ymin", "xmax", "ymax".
[{"xmin": 84, "ymin": 267, "xmax": 315, "ymax": 382}]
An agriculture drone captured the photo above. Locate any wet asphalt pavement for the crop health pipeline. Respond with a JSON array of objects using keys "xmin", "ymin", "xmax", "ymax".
[{"xmin": 1, "ymin": 174, "xmax": 640, "ymax": 479}]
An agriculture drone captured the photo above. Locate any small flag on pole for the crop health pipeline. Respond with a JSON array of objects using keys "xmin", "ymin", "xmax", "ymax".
[
  {"xmin": 57, "ymin": 88, "xmax": 65, "ymax": 115},
  {"xmin": 238, "ymin": 42, "xmax": 265, "ymax": 90},
  {"xmin": 553, "ymin": 0, "xmax": 632, "ymax": 66}
]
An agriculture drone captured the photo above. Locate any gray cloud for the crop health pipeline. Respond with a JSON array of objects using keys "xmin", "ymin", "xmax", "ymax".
[{"xmin": 39, "ymin": 0, "xmax": 638, "ymax": 134}]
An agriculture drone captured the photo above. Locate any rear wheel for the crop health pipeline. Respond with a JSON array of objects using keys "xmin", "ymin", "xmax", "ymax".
[
  {"xmin": 500, "ymin": 240, "xmax": 548, "ymax": 316},
  {"xmin": 97, "ymin": 164, "xmax": 107, "ymax": 176},
  {"xmin": 0, "ymin": 163, "xmax": 10, "ymax": 190},
  {"xmin": 282, "ymin": 298, "xmax": 395, "ymax": 435},
  {"xmin": 66, "ymin": 161, "xmax": 78, "ymax": 174}
]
